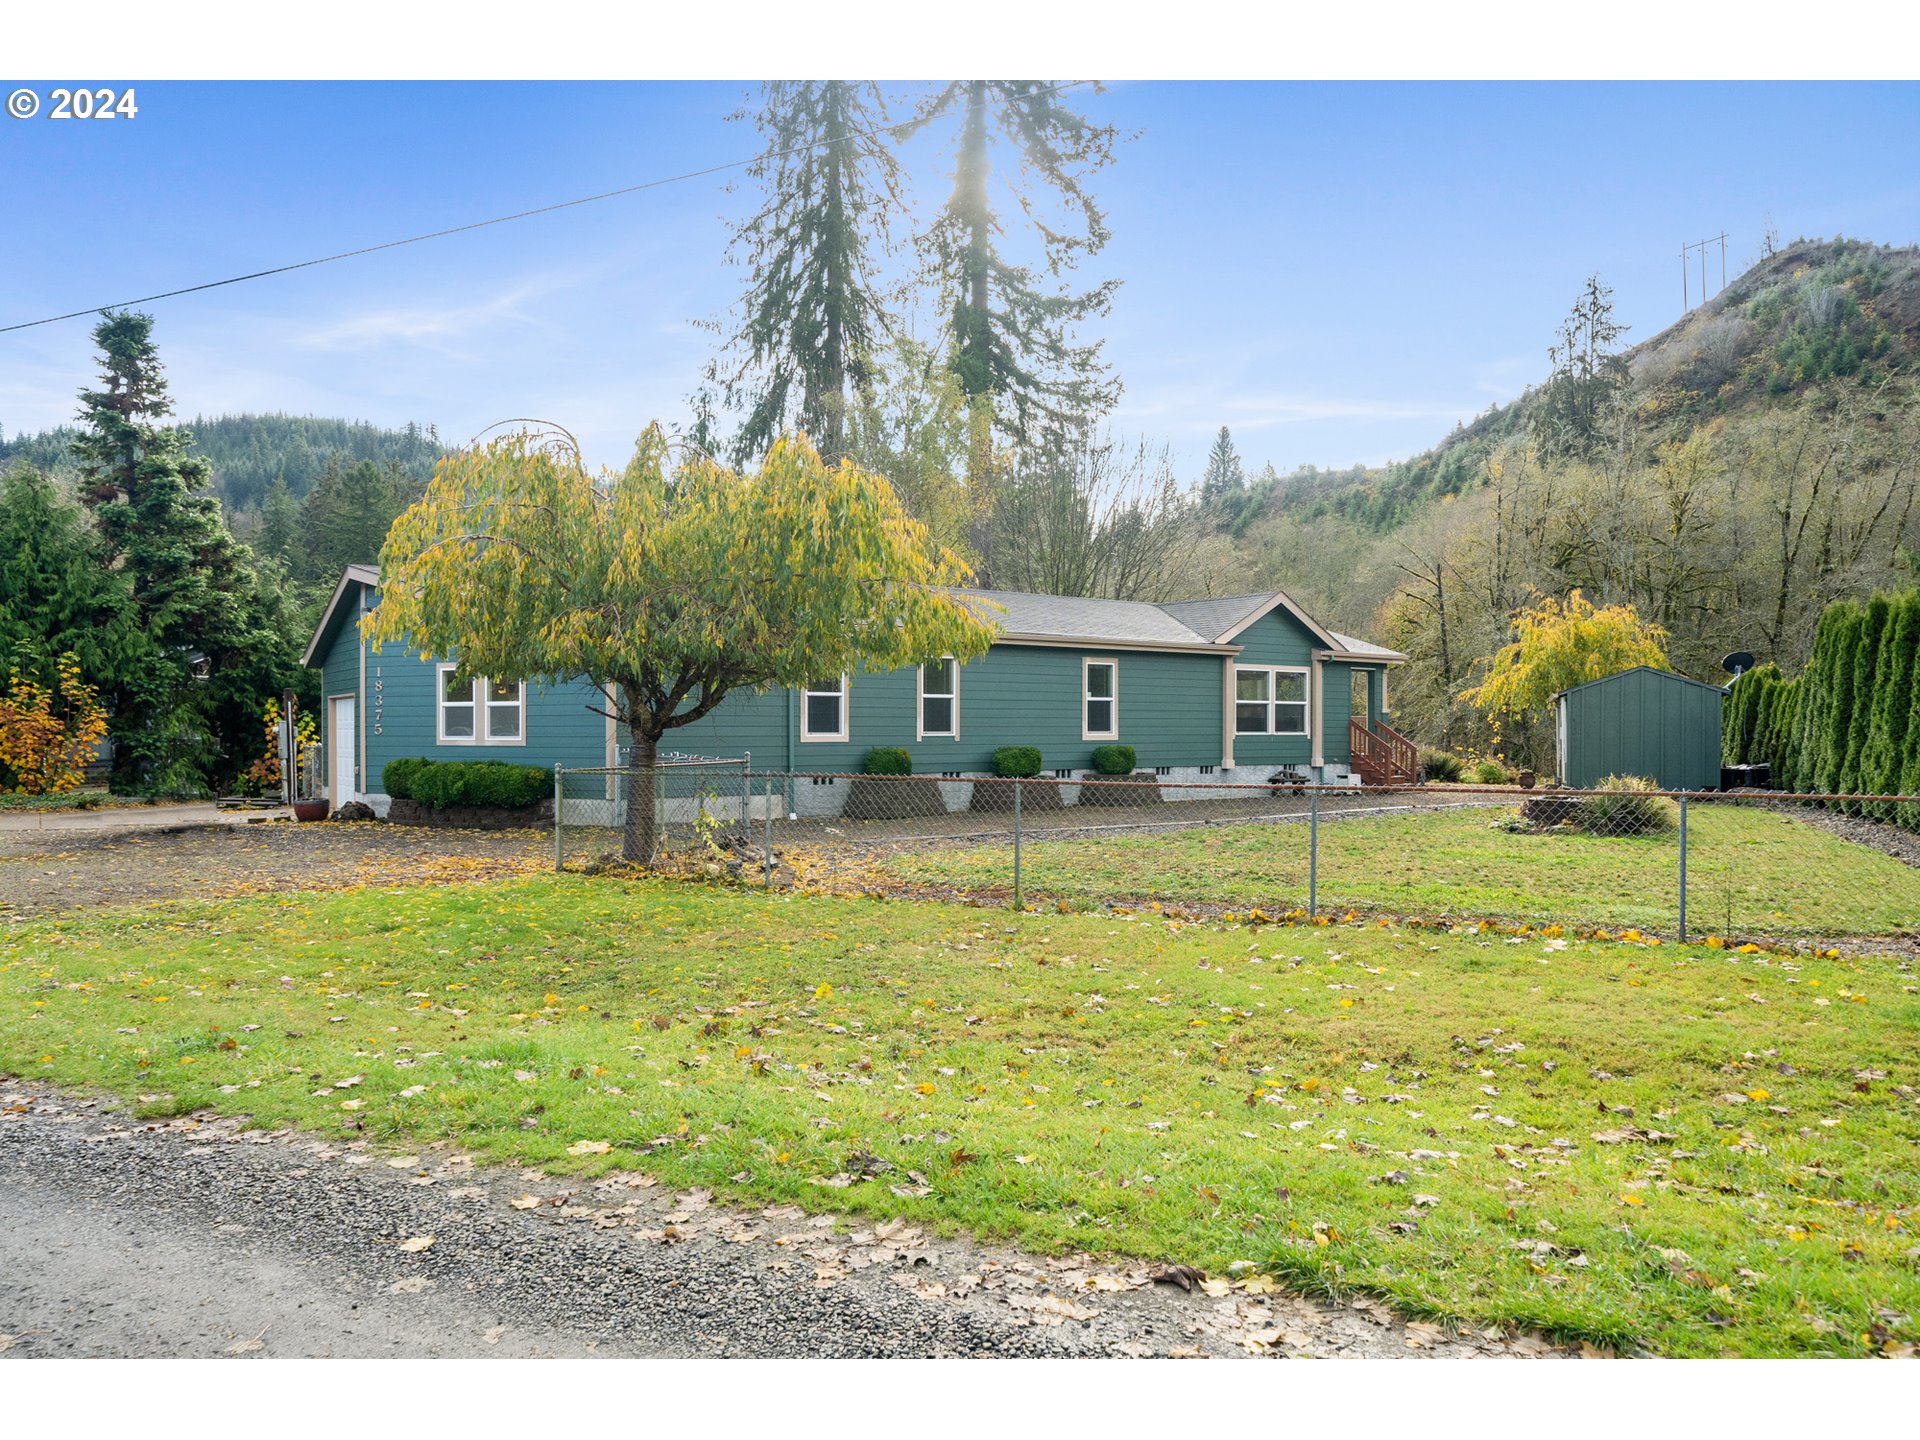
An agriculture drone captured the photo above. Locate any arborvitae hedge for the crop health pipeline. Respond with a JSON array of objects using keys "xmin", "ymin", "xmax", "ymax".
[{"xmin": 1725, "ymin": 590, "xmax": 1920, "ymax": 829}]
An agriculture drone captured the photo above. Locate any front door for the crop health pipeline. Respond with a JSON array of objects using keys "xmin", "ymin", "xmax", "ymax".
[{"xmin": 329, "ymin": 695, "xmax": 356, "ymax": 807}]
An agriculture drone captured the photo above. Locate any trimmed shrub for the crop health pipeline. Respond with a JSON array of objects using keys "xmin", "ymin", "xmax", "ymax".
[
  {"xmin": 382, "ymin": 756, "xmax": 434, "ymax": 800},
  {"xmin": 1089, "ymin": 743, "xmax": 1136, "ymax": 776},
  {"xmin": 1576, "ymin": 774, "xmax": 1675, "ymax": 836},
  {"xmin": 410, "ymin": 759, "xmax": 551, "ymax": 810},
  {"xmin": 1470, "ymin": 758, "xmax": 1510, "ymax": 785},
  {"xmin": 864, "ymin": 746, "xmax": 911, "ymax": 776},
  {"xmin": 1419, "ymin": 749, "xmax": 1464, "ymax": 783},
  {"xmin": 991, "ymin": 745, "xmax": 1043, "ymax": 778}
]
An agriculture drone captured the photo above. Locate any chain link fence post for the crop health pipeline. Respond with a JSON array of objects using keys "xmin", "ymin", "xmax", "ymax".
[
  {"xmin": 763, "ymin": 777, "xmax": 774, "ymax": 889},
  {"xmin": 1012, "ymin": 777, "xmax": 1023, "ymax": 911},
  {"xmin": 1308, "ymin": 782, "xmax": 1319, "ymax": 918},
  {"xmin": 553, "ymin": 764, "xmax": 564, "ymax": 873},
  {"xmin": 1676, "ymin": 793, "xmax": 1688, "ymax": 943}
]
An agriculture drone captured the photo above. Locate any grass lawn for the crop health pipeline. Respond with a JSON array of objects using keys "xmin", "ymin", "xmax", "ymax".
[
  {"xmin": 878, "ymin": 803, "xmax": 1920, "ymax": 939},
  {"xmin": 3, "ymin": 875, "xmax": 1916, "ymax": 1357}
]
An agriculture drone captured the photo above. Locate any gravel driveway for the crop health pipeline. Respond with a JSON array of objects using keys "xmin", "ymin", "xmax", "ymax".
[{"xmin": 0, "ymin": 1087, "xmax": 1584, "ymax": 1360}]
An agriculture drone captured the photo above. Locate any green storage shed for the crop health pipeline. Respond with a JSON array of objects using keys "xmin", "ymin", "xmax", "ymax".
[{"xmin": 1553, "ymin": 666, "xmax": 1724, "ymax": 791}]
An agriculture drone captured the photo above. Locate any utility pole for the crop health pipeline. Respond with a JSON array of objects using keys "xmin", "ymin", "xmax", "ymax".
[{"xmin": 1681, "ymin": 243, "xmax": 1690, "ymax": 311}]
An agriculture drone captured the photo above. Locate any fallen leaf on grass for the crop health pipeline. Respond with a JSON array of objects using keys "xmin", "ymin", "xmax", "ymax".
[{"xmin": 566, "ymin": 1139, "xmax": 611, "ymax": 1157}]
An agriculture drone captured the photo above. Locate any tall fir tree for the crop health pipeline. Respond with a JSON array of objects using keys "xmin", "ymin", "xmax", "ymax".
[
  {"xmin": 0, "ymin": 461, "xmax": 144, "ymax": 689},
  {"xmin": 1531, "ymin": 275, "xmax": 1631, "ymax": 461},
  {"xmin": 258, "ymin": 475, "xmax": 299, "ymax": 561},
  {"xmin": 1200, "ymin": 425, "xmax": 1246, "ymax": 503},
  {"xmin": 298, "ymin": 456, "xmax": 402, "ymax": 582},
  {"xmin": 910, "ymin": 81, "xmax": 1122, "ymax": 487},
  {"xmin": 704, "ymin": 81, "xmax": 906, "ymax": 465},
  {"xmin": 69, "ymin": 311, "xmax": 289, "ymax": 792}
]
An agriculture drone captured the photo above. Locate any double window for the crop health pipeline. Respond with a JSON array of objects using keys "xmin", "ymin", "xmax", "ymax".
[
  {"xmin": 437, "ymin": 665, "xmax": 525, "ymax": 746},
  {"xmin": 918, "ymin": 657, "xmax": 958, "ymax": 739},
  {"xmin": 1083, "ymin": 658, "xmax": 1118, "ymax": 740},
  {"xmin": 800, "ymin": 675, "xmax": 849, "ymax": 742},
  {"xmin": 1235, "ymin": 666, "xmax": 1309, "ymax": 736}
]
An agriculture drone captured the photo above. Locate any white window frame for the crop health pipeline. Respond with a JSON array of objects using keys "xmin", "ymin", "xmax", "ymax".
[
  {"xmin": 483, "ymin": 676, "xmax": 526, "ymax": 744},
  {"xmin": 916, "ymin": 656, "xmax": 959, "ymax": 740},
  {"xmin": 1234, "ymin": 664, "xmax": 1311, "ymax": 738},
  {"xmin": 800, "ymin": 674, "xmax": 850, "ymax": 743},
  {"xmin": 435, "ymin": 663, "xmax": 527, "ymax": 747},
  {"xmin": 1082, "ymin": 656, "xmax": 1119, "ymax": 741}
]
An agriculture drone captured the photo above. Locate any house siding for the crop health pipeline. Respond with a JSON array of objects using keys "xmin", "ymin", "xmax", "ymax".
[{"xmin": 315, "ymin": 579, "xmax": 1387, "ymax": 792}]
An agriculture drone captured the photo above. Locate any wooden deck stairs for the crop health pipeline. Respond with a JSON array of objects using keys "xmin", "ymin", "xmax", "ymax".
[{"xmin": 1349, "ymin": 717, "xmax": 1420, "ymax": 786}]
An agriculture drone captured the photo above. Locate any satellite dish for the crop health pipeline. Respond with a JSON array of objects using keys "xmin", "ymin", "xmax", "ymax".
[{"xmin": 1721, "ymin": 651, "xmax": 1755, "ymax": 676}]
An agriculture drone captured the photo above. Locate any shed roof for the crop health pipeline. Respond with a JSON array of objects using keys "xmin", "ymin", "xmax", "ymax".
[
  {"xmin": 1551, "ymin": 665, "xmax": 1727, "ymax": 702},
  {"xmin": 299, "ymin": 564, "xmax": 380, "ymax": 667}
]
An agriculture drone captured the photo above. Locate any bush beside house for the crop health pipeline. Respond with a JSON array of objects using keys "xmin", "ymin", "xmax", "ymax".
[{"xmin": 382, "ymin": 757, "xmax": 554, "ymax": 828}]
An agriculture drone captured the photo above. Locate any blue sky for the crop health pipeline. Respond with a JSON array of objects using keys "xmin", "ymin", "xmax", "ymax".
[{"xmin": 1, "ymin": 80, "xmax": 1915, "ymax": 484}]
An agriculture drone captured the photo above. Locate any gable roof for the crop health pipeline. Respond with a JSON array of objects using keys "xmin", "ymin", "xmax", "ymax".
[
  {"xmin": 303, "ymin": 567, "xmax": 1407, "ymax": 668},
  {"xmin": 300, "ymin": 564, "xmax": 380, "ymax": 667},
  {"xmin": 956, "ymin": 589, "xmax": 1225, "ymax": 652},
  {"xmin": 1551, "ymin": 665, "xmax": 1727, "ymax": 701}
]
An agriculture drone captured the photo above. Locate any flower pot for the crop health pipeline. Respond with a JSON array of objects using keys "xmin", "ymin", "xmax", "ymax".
[
  {"xmin": 1518, "ymin": 770, "xmax": 1537, "ymax": 790},
  {"xmin": 293, "ymin": 799, "xmax": 331, "ymax": 822}
]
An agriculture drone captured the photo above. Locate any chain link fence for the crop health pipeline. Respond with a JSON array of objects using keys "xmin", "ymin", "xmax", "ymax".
[{"xmin": 552, "ymin": 767, "xmax": 1920, "ymax": 948}]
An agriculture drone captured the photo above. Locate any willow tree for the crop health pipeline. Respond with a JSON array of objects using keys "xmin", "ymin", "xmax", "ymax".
[
  {"xmin": 1459, "ymin": 589, "xmax": 1670, "ymax": 768},
  {"xmin": 706, "ymin": 81, "xmax": 906, "ymax": 466},
  {"xmin": 910, "ymin": 81, "xmax": 1121, "ymax": 493},
  {"xmin": 366, "ymin": 426, "xmax": 995, "ymax": 862}
]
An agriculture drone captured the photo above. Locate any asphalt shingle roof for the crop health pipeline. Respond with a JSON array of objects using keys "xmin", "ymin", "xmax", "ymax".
[{"xmin": 955, "ymin": 589, "xmax": 1217, "ymax": 647}]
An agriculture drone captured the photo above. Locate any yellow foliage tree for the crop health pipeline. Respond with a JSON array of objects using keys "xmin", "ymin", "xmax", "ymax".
[
  {"xmin": 366, "ymin": 425, "xmax": 998, "ymax": 861},
  {"xmin": 0, "ymin": 654, "xmax": 110, "ymax": 796},
  {"xmin": 1459, "ymin": 590, "xmax": 1670, "ymax": 750}
]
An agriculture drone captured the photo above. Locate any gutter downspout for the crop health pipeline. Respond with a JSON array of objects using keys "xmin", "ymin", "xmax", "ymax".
[{"xmin": 1310, "ymin": 652, "xmax": 1326, "ymax": 781}]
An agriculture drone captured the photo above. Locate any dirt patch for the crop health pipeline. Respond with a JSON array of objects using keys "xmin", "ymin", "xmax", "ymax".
[{"xmin": 0, "ymin": 820, "xmax": 548, "ymax": 921}]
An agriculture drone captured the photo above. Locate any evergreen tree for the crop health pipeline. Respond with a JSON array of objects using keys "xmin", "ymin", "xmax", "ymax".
[
  {"xmin": 1199, "ymin": 425, "xmax": 1246, "ymax": 504},
  {"xmin": 0, "ymin": 461, "xmax": 143, "ymax": 688},
  {"xmin": 258, "ymin": 475, "xmax": 299, "ymax": 560},
  {"xmin": 1839, "ymin": 592, "xmax": 1892, "ymax": 794},
  {"xmin": 1532, "ymin": 275, "xmax": 1631, "ymax": 461},
  {"xmin": 299, "ymin": 457, "xmax": 401, "ymax": 582},
  {"xmin": 1812, "ymin": 604, "xmax": 1866, "ymax": 793},
  {"xmin": 69, "ymin": 311, "xmax": 287, "ymax": 793},
  {"xmin": 910, "ymin": 81, "xmax": 1122, "ymax": 482},
  {"xmin": 1859, "ymin": 592, "xmax": 1920, "ymax": 813},
  {"xmin": 1784, "ymin": 604, "xmax": 1848, "ymax": 791},
  {"xmin": 706, "ymin": 81, "xmax": 906, "ymax": 465}
]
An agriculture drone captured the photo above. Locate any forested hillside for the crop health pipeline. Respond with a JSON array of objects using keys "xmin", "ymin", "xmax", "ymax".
[
  {"xmin": 0, "ymin": 412, "xmax": 443, "ymax": 523},
  {"xmin": 1189, "ymin": 238, "xmax": 1920, "ymax": 759}
]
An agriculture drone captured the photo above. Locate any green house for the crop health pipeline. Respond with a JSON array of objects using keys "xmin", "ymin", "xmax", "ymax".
[
  {"xmin": 1552, "ymin": 665, "xmax": 1725, "ymax": 791},
  {"xmin": 303, "ymin": 566, "xmax": 1413, "ymax": 814}
]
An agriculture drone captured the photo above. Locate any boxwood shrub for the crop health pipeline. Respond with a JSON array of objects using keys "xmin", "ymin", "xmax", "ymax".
[
  {"xmin": 382, "ymin": 756, "xmax": 434, "ymax": 800},
  {"xmin": 1089, "ymin": 743, "xmax": 1136, "ymax": 775},
  {"xmin": 408, "ymin": 759, "xmax": 552, "ymax": 810},
  {"xmin": 865, "ymin": 746, "xmax": 912, "ymax": 776},
  {"xmin": 991, "ymin": 745, "xmax": 1043, "ymax": 778}
]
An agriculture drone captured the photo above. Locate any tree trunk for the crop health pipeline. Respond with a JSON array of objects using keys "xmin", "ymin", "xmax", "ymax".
[{"xmin": 623, "ymin": 724, "xmax": 660, "ymax": 865}]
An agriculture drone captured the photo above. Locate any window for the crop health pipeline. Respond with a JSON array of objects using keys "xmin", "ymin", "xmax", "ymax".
[
  {"xmin": 801, "ymin": 675, "xmax": 848, "ymax": 742},
  {"xmin": 1235, "ymin": 665, "xmax": 1310, "ymax": 737},
  {"xmin": 485, "ymin": 678, "xmax": 523, "ymax": 739},
  {"xmin": 918, "ymin": 657, "xmax": 957, "ymax": 738},
  {"xmin": 439, "ymin": 668, "xmax": 476, "ymax": 740},
  {"xmin": 437, "ymin": 666, "xmax": 526, "ymax": 746},
  {"xmin": 1083, "ymin": 658, "xmax": 1117, "ymax": 740}
]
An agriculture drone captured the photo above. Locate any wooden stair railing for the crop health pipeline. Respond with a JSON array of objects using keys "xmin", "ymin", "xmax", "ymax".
[{"xmin": 1349, "ymin": 716, "xmax": 1420, "ymax": 785}]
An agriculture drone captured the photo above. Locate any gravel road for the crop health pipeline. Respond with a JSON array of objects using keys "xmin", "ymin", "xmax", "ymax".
[{"xmin": 0, "ymin": 1086, "xmax": 1580, "ymax": 1360}]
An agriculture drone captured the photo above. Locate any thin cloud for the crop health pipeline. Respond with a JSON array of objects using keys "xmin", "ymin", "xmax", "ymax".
[{"xmin": 297, "ymin": 271, "xmax": 586, "ymax": 355}]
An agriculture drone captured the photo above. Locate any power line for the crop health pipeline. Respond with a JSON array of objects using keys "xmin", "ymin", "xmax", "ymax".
[{"xmin": 1, "ymin": 80, "xmax": 1093, "ymax": 337}]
